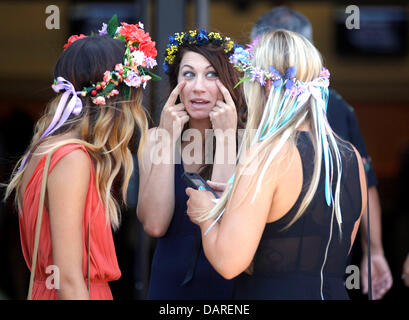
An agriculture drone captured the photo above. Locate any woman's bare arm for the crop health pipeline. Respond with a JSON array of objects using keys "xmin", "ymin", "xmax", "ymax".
[{"xmin": 137, "ymin": 128, "xmax": 177, "ymax": 237}]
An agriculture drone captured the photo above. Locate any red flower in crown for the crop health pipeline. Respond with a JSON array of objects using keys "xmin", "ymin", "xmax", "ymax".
[
  {"xmin": 139, "ymin": 40, "xmax": 158, "ymax": 59},
  {"xmin": 118, "ymin": 22, "xmax": 146, "ymax": 42},
  {"xmin": 63, "ymin": 34, "xmax": 87, "ymax": 49}
]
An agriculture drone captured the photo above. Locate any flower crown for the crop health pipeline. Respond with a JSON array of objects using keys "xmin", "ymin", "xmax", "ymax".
[
  {"xmin": 61, "ymin": 14, "xmax": 160, "ymax": 105},
  {"xmin": 229, "ymin": 40, "xmax": 330, "ymax": 96},
  {"xmin": 163, "ymin": 29, "xmax": 239, "ymax": 74}
]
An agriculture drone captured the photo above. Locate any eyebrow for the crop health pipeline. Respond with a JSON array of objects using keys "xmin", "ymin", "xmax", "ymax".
[{"xmin": 181, "ymin": 64, "xmax": 214, "ymax": 70}]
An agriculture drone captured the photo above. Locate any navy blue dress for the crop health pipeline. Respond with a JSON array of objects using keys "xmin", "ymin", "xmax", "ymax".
[
  {"xmin": 147, "ymin": 161, "xmax": 235, "ymax": 299},
  {"xmin": 233, "ymin": 132, "xmax": 362, "ymax": 300}
]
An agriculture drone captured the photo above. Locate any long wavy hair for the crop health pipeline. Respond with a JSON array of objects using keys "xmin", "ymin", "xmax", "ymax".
[
  {"xmin": 5, "ymin": 35, "xmax": 148, "ymax": 230},
  {"xmin": 166, "ymin": 41, "xmax": 247, "ymax": 180},
  {"xmin": 194, "ymin": 30, "xmax": 347, "ymax": 233}
]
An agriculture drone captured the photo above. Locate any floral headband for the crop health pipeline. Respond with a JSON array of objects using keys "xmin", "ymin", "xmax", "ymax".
[
  {"xmin": 229, "ymin": 41, "xmax": 330, "ymax": 95},
  {"xmin": 163, "ymin": 29, "xmax": 239, "ymax": 74},
  {"xmin": 61, "ymin": 15, "xmax": 160, "ymax": 105}
]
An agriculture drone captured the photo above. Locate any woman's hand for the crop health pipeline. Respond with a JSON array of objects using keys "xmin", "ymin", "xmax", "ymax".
[
  {"xmin": 361, "ymin": 253, "xmax": 393, "ymax": 299},
  {"xmin": 210, "ymin": 80, "xmax": 237, "ymax": 134},
  {"xmin": 185, "ymin": 187, "xmax": 216, "ymax": 225},
  {"xmin": 158, "ymin": 81, "xmax": 189, "ymax": 140},
  {"xmin": 206, "ymin": 180, "xmax": 227, "ymax": 197}
]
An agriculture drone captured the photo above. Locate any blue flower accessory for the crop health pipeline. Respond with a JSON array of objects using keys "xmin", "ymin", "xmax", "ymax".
[{"xmin": 163, "ymin": 29, "xmax": 240, "ymax": 74}]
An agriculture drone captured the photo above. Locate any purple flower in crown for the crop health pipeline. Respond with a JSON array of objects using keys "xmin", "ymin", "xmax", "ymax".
[
  {"xmin": 145, "ymin": 57, "xmax": 157, "ymax": 69},
  {"xmin": 320, "ymin": 68, "xmax": 330, "ymax": 79},
  {"xmin": 124, "ymin": 70, "xmax": 142, "ymax": 87},
  {"xmin": 245, "ymin": 37, "xmax": 260, "ymax": 58},
  {"xmin": 250, "ymin": 67, "xmax": 266, "ymax": 86},
  {"xmin": 99, "ymin": 23, "xmax": 108, "ymax": 36}
]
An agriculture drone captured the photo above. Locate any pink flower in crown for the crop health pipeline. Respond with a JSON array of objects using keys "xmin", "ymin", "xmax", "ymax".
[
  {"xmin": 103, "ymin": 71, "xmax": 112, "ymax": 83},
  {"xmin": 320, "ymin": 68, "xmax": 330, "ymax": 79},
  {"xmin": 115, "ymin": 64, "xmax": 124, "ymax": 74},
  {"xmin": 93, "ymin": 96, "xmax": 106, "ymax": 105},
  {"xmin": 109, "ymin": 89, "xmax": 120, "ymax": 97},
  {"xmin": 141, "ymin": 75, "xmax": 152, "ymax": 89}
]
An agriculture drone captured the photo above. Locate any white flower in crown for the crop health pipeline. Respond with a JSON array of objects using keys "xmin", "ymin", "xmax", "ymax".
[{"xmin": 131, "ymin": 50, "xmax": 146, "ymax": 67}]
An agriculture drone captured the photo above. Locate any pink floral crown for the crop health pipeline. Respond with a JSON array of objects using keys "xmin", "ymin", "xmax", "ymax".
[{"xmin": 60, "ymin": 14, "xmax": 160, "ymax": 105}]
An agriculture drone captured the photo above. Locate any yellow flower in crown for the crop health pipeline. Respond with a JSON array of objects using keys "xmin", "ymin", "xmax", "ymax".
[
  {"xmin": 163, "ymin": 29, "xmax": 239, "ymax": 74},
  {"xmin": 224, "ymin": 40, "xmax": 234, "ymax": 53},
  {"xmin": 208, "ymin": 32, "xmax": 223, "ymax": 41}
]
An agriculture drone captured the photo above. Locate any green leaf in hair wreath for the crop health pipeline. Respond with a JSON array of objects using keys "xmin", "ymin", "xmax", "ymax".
[
  {"xmin": 233, "ymin": 76, "xmax": 250, "ymax": 89},
  {"xmin": 104, "ymin": 82, "xmax": 116, "ymax": 93},
  {"xmin": 145, "ymin": 70, "xmax": 162, "ymax": 81},
  {"xmin": 122, "ymin": 85, "xmax": 131, "ymax": 100},
  {"xmin": 107, "ymin": 14, "xmax": 119, "ymax": 38}
]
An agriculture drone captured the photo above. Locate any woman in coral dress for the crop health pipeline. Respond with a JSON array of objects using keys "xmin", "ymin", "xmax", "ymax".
[{"xmin": 5, "ymin": 17, "xmax": 158, "ymax": 299}]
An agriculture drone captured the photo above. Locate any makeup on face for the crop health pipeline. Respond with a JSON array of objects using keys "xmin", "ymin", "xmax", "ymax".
[{"xmin": 178, "ymin": 51, "xmax": 223, "ymax": 118}]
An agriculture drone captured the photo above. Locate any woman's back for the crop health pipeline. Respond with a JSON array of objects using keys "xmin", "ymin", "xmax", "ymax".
[
  {"xmin": 233, "ymin": 131, "xmax": 363, "ymax": 299},
  {"xmin": 19, "ymin": 143, "xmax": 121, "ymax": 300}
]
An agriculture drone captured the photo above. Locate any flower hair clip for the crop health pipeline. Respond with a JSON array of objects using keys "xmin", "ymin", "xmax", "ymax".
[
  {"xmin": 62, "ymin": 14, "xmax": 161, "ymax": 105},
  {"xmin": 163, "ymin": 29, "xmax": 240, "ymax": 74}
]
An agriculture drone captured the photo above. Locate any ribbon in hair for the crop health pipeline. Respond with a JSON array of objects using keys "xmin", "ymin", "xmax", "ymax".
[{"xmin": 18, "ymin": 77, "xmax": 83, "ymax": 171}]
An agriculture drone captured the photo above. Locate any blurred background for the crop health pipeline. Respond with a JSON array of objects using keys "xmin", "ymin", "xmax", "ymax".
[{"xmin": 0, "ymin": 0, "xmax": 408, "ymax": 300}]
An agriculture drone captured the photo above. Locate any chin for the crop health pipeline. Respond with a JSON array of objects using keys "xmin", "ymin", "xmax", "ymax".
[
  {"xmin": 186, "ymin": 106, "xmax": 212, "ymax": 120},
  {"xmin": 188, "ymin": 110, "xmax": 211, "ymax": 120}
]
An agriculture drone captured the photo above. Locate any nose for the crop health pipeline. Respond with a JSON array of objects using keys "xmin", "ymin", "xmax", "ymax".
[{"xmin": 192, "ymin": 75, "xmax": 206, "ymax": 94}]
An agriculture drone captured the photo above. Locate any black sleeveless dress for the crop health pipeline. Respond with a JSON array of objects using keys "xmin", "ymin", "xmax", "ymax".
[
  {"xmin": 233, "ymin": 131, "xmax": 362, "ymax": 300},
  {"xmin": 148, "ymin": 160, "xmax": 235, "ymax": 299}
]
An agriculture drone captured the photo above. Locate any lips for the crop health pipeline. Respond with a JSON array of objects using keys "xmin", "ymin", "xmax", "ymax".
[{"xmin": 190, "ymin": 98, "xmax": 210, "ymax": 109}]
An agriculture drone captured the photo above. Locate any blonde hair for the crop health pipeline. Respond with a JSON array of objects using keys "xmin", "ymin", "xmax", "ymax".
[
  {"xmin": 5, "ymin": 90, "xmax": 147, "ymax": 230},
  {"xmin": 194, "ymin": 30, "xmax": 345, "ymax": 233}
]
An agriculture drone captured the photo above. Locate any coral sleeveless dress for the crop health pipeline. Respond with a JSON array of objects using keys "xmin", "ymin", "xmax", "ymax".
[{"xmin": 18, "ymin": 144, "xmax": 121, "ymax": 300}]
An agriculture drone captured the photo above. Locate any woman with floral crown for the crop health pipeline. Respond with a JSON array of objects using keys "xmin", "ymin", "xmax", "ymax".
[
  {"xmin": 4, "ymin": 16, "xmax": 159, "ymax": 300},
  {"xmin": 186, "ymin": 30, "xmax": 368, "ymax": 299},
  {"xmin": 137, "ymin": 29, "xmax": 246, "ymax": 299}
]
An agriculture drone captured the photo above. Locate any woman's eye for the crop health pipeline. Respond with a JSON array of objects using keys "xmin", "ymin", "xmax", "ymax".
[
  {"xmin": 206, "ymin": 71, "xmax": 218, "ymax": 78},
  {"xmin": 183, "ymin": 71, "xmax": 195, "ymax": 78}
]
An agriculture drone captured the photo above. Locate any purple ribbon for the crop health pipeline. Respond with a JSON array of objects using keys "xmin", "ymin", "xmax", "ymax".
[{"xmin": 18, "ymin": 77, "xmax": 83, "ymax": 171}]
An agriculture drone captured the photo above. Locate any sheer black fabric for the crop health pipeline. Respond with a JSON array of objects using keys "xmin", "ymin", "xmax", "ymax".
[{"xmin": 233, "ymin": 131, "xmax": 362, "ymax": 300}]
